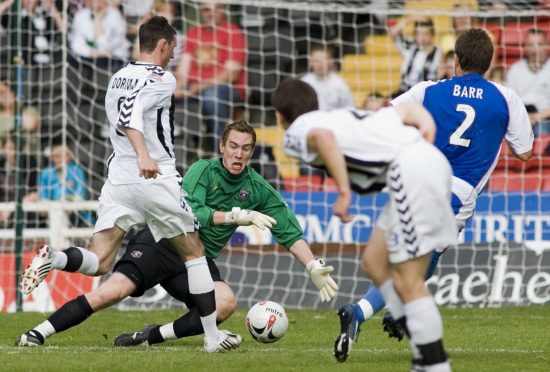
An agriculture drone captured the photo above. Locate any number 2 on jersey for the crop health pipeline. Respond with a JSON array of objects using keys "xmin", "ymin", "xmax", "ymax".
[{"xmin": 450, "ymin": 104, "xmax": 475, "ymax": 147}]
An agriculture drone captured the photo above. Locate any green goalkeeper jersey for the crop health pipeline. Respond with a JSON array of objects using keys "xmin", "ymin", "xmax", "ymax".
[{"xmin": 183, "ymin": 158, "xmax": 303, "ymax": 259}]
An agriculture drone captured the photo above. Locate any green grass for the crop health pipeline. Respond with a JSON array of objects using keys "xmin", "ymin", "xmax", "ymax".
[{"xmin": 1, "ymin": 307, "xmax": 549, "ymax": 371}]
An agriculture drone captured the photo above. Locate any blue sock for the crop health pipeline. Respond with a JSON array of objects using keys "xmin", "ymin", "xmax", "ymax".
[
  {"xmin": 356, "ymin": 283, "xmax": 386, "ymax": 323},
  {"xmin": 425, "ymin": 251, "xmax": 442, "ymax": 279},
  {"xmin": 355, "ymin": 250, "xmax": 443, "ymax": 325}
]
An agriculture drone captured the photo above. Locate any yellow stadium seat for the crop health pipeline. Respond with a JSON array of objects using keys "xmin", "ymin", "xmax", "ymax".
[
  {"xmin": 342, "ymin": 53, "xmax": 402, "ymax": 101},
  {"xmin": 364, "ymin": 35, "xmax": 400, "ymax": 56},
  {"xmin": 342, "ymin": 54, "xmax": 403, "ymax": 74},
  {"xmin": 255, "ymin": 126, "xmax": 299, "ymax": 178},
  {"xmin": 404, "ymin": 0, "xmax": 477, "ymax": 11}
]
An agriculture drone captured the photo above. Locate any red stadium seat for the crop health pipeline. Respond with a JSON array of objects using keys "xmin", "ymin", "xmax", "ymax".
[
  {"xmin": 282, "ymin": 175, "xmax": 324, "ymax": 192},
  {"xmin": 525, "ymin": 135, "xmax": 550, "ymax": 171},
  {"xmin": 482, "ymin": 22, "xmax": 502, "ymax": 45},
  {"xmin": 323, "ymin": 177, "xmax": 338, "ymax": 192},
  {"xmin": 533, "ymin": 135, "xmax": 550, "ymax": 154},
  {"xmin": 501, "ymin": 24, "xmax": 528, "ymax": 46},
  {"xmin": 495, "ymin": 141, "xmax": 525, "ymax": 172},
  {"xmin": 488, "ymin": 170, "xmax": 542, "ymax": 191}
]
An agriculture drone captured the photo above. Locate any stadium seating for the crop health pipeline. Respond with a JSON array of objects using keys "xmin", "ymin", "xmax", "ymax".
[
  {"xmin": 489, "ymin": 135, "xmax": 550, "ymax": 192},
  {"xmin": 342, "ymin": 37, "xmax": 401, "ymax": 103},
  {"xmin": 282, "ymin": 175, "xmax": 338, "ymax": 192},
  {"xmin": 488, "ymin": 170, "xmax": 543, "ymax": 192},
  {"xmin": 282, "ymin": 175, "xmax": 324, "ymax": 192},
  {"xmin": 255, "ymin": 126, "xmax": 299, "ymax": 179}
]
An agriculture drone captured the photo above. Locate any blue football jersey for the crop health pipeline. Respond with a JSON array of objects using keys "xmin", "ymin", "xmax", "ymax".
[
  {"xmin": 425, "ymin": 74, "xmax": 508, "ymax": 187},
  {"xmin": 393, "ymin": 73, "xmax": 533, "ymax": 189}
]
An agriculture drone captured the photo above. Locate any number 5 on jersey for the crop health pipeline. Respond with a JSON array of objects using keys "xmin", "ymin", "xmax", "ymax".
[{"xmin": 450, "ymin": 104, "xmax": 475, "ymax": 148}]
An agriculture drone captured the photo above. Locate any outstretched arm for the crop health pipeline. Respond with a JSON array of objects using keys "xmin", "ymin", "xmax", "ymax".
[
  {"xmin": 306, "ymin": 128, "xmax": 353, "ymax": 222},
  {"xmin": 289, "ymin": 239, "xmax": 339, "ymax": 302}
]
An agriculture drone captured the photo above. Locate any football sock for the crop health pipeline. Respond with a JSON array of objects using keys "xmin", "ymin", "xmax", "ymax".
[
  {"xmin": 378, "ymin": 280, "xmax": 404, "ymax": 319},
  {"xmin": 37, "ymin": 295, "xmax": 93, "ymax": 339},
  {"xmin": 52, "ymin": 247, "xmax": 99, "ymax": 275},
  {"xmin": 148, "ymin": 307, "xmax": 225, "ymax": 345},
  {"xmin": 425, "ymin": 251, "xmax": 442, "ymax": 279},
  {"xmin": 379, "ymin": 279, "xmax": 422, "ymax": 360},
  {"xmin": 357, "ymin": 283, "xmax": 386, "ymax": 323},
  {"xmin": 404, "ymin": 296, "xmax": 450, "ymax": 372},
  {"xmin": 185, "ymin": 256, "xmax": 219, "ymax": 341},
  {"xmin": 159, "ymin": 323, "xmax": 177, "ymax": 340}
]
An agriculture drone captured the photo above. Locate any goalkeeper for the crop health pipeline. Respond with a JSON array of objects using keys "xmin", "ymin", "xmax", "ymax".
[{"xmin": 17, "ymin": 119, "xmax": 338, "ymax": 347}]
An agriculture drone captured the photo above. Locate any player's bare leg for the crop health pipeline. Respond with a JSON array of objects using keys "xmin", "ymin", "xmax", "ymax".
[
  {"xmin": 169, "ymin": 232, "xmax": 241, "ymax": 352},
  {"xmin": 20, "ymin": 227, "xmax": 126, "ymax": 295}
]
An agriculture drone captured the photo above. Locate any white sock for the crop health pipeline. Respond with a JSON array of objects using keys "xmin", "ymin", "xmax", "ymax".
[
  {"xmin": 405, "ymin": 296, "xmax": 449, "ymax": 371},
  {"xmin": 51, "ymin": 251, "xmax": 67, "ymax": 270},
  {"xmin": 159, "ymin": 323, "xmax": 177, "ymax": 340},
  {"xmin": 404, "ymin": 296, "xmax": 443, "ymax": 345},
  {"xmin": 357, "ymin": 299, "xmax": 374, "ymax": 320},
  {"xmin": 51, "ymin": 247, "xmax": 98, "ymax": 275},
  {"xmin": 378, "ymin": 280, "xmax": 404, "ymax": 319},
  {"xmin": 34, "ymin": 320, "xmax": 56, "ymax": 339},
  {"xmin": 185, "ymin": 256, "xmax": 219, "ymax": 341},
  {"xmin": 425, "ymin": 363, "xmax": 452, "ymax": 372},
  {"xmin": 200, "ymin": 313, "xmax": 219, "ymax": 341},
  {"xmin": 379, "ymin": 279, "xmax": 421, "ymax": 360},
  {"xmin": 75, "ymin": 247, "xmax": 99, "ymax": 275}
]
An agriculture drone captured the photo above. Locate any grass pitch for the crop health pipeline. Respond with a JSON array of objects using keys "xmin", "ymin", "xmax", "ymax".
[{"xmin": 1, "ymin": 306, "xmax": 548, "ymax": 371}]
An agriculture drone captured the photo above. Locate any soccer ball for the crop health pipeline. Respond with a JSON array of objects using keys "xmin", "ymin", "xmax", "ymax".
[{"xmin": 246, "ymin": 300, "xmax": 288, "ymax": 343}]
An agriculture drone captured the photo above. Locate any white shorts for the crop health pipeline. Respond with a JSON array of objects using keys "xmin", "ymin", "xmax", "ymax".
[
  {"xmin": 376, "ymin": 142, "xmax": 458, "ymax": 264},
  {"xmin": 94, "ymin": 176, "xmax": 198, "ymax": 242}
]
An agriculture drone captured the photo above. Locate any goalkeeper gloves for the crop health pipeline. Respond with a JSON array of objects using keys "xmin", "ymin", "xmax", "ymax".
[
  {"xmin": 306, "ymin": 259, "xmax": 339, "ymax": 302},
  {"xmin": 225, "ymin": 207, "xmax": 277, "ymax": 230}
]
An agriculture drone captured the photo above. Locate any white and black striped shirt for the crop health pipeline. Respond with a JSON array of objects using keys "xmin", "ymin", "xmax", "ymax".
[
  {"xmin": 105, "ymin": 61, "xmax": 179, "ymax": 185},
  {"xmin": 395, "ymin": 35, "xmax": 441, "ymax": 93},
  {"xmin": 284, "ymin": 108, "xmax": 424, "ymax": 194}
]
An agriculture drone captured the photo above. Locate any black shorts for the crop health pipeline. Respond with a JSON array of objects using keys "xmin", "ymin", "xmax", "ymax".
[{"xmin": 114, "ymin": 228, "xmax": 223, "ymax": 307}]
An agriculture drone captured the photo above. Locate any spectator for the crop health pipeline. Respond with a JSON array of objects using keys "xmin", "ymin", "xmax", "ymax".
[
  {"xmin": 301, "ymin": 44, "xmax": 354, "ymax": 110},
  {"xmin": 175, "ymin": 0, "xmax": 246, "ymax": 155},
  {"xmin": 440, "ymin": 4, "xmax": 477, "ymax": 55},
  {"xmin": 121, "ymin": 0, "xmax": 154, "ymax": 46},
  {"xmin": 69, "ymin": 0, "xmax": 130, "ymax": 70},
  {"xmin": 506, "ymin": 28, "xmax": 550, "ymax": 135},
  {"xmin": 0, "ymin": 81, "xmax": 15, "ymax": 135},
  {"xmin": 0, "ymin": 134, "xmax": 39, "ymax": 227},
  {"xmin": 21, "ymin": 106, "xmax": 41, "ymax": 155},
  {"xmin": 440, "ymin": 49, "xmax": 456, "ymax": 79},
  {"xmin": 361, "ymin": 92, "xmax": 387, "ymax": 111},
  {"xmin": 0, "ymin": 0, "xmax": 65, "ymax": 65},
  {"xmin": 439, "ymin": 4, "xmax": 497, "ymax": 67},
  {"xmin": 389, "ymin": 16, "xmax": 441, "ymax": 96},
  {"xmin": 30, "ymin": 137, "xmax": 92, "ymax": 226},
  {"xmin": 488, "ymin": 65, "xmax": 505, "ymax": 85},
  {"xmin": 132, "ymin": 0, "xmax": 184, "ymax": 72}
]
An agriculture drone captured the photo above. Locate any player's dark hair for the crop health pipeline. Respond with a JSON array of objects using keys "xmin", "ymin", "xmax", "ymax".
[
  {"xmin": 139, "ymin": 16, "xmax": 176, "ymax": 53},
  {"xmin": 455, "ymin": 28, "xmax": 493, "ymax": 75},
  {"xmin": 272, "ymin": 78, "xmax": 319, "ymax": 125},
  {"xmin": 414, "ymin": 18, "xmax": 435, "ymax": 35},
  {"xmin": 527, "ymin": 28, "xmax": 548, "ymax": 42},
  {"xmin": 309, "ymin": 43, "xmax": 335, "ymax": 57},
  {"xmin": 51, "ymin": 135, "xmax": 72, "ymax": 149},
  {"xmin": 222, "ymin": 120, "xmax": 257, "ymax": 148}
]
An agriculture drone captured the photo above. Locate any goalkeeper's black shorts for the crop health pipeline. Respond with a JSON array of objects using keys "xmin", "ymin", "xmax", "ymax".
[{"xmin": 114, "ymin": 227, "xmax": 224, "ymax": 306}]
